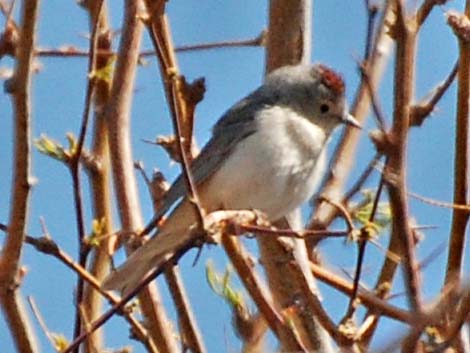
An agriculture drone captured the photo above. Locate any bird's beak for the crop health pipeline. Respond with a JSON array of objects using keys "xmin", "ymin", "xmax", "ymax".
[{"xmin": 342, "ymin": 113, "xmax": 361, "ymax": 129}]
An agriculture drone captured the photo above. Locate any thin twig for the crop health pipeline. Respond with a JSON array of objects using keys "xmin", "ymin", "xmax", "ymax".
[
  {"xmin": 33, "ymin": 32, "xmax": 265, "ymax": 58},
  {"xmin": 410, "ymin": 60, "xmax": 459, "ymax": 127},
  {"xmin": 439, "ymin": 290, "xmax": 470, "ymax": 350},
  {"xmin": 344, "ymin": 153, "xmax": 382, "ymax": 202},
  {"xmin": 309, "ymin": 261, "xmax": 413, "ymax": 324},
  {"xmin": 360, "ymin": 61, "xmax": 388, "ymax": 132},
  {"xmin": 363, "ymin": 0, "xmax": 378, "ymax": 60},
  {"xmin": 239, "ymin": 224, "xmax": 349, "ymax": 239},
  {"xmin": 346, "ymin": 174, "xmax": 385, "ymax": 320},
  {"xmin": 164, "ymin": 267, "xmax": 206, "ymax": 353},
  {"xmin": 27, "ymin": 297, "xmax": 59, "ymax": 352}
]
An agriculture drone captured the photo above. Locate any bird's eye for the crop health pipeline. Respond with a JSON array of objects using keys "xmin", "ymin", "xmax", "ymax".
[{"xmin": 320, "ymin": 103, "xmax": 330, "ymax": 114}]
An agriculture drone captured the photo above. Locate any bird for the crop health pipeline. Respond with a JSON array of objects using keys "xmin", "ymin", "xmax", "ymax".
[{"xmin": 103, "ymin": 63, "xmax": 360, "ymax": 292}]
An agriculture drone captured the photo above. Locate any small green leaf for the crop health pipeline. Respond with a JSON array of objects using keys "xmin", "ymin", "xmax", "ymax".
[
  {"xmin": 206, "ymin": 260, "xmax": 244, "ymax": 309},
  {"xmin": 35, "ymin": 134, "xmax": 70, "ymax": 163},
  {"xmin": 51, "ymin": 333, "xmax": 69, "ymax": 351},
  {"xmin": 87, "ymin": 217, "xmax": 106, "ymax": 248},
  {"xmin": 66, "ymin": 132, "xmax": 77, "ymax": 156},
  {"xmin": 352, "ymin": 189, "xmax": 392, "ymax": 237},
  {"xmin": 89, "ymin": 56, "xmax": 116, "ymax": 83}
]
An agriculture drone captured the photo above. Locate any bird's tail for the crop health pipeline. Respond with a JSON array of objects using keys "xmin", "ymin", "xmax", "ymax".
[{"xmin": 102, "ymin": 200, "xmax": 196, "ymax": 293}]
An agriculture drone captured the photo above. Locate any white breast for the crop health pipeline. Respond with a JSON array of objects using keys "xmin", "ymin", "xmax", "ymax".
[{"xmin": 206, "ymin": 106, "xmax": 328, "ymax": 221}]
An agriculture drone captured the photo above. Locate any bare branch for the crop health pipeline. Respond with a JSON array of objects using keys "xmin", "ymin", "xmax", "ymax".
[
  {"xmin": 383, "ymin": 0, "xmax": 423, "ymax": 312},
  {"xmin": 0, "ymin": 0, "xmax": 40, "ymax": 352},
  {"xmin": 222, "ymin": 234, "xmax": 308, "ymax": 352},
  {"xmin": 444, "ymin": 10, "xmax": 470, "ymax": 287},
  {"xmin": 410, "ymin": 60, "xmax": 458, "ymax": 127},
  {"xmin": 416, "ymin": 0, "xmax": 450, "ymax": 28},
  {"xmin": 33, "ymin": 31, "xmax": 265, "ymax": 58},
  {"xmin": 308, "ymin": 0, "xmax": 394, "ymax": 232},
  {"xmin": 105, "ymin": 0, "xmax": 178, "ymax": 352},
  {"xmin": 70, "ymin": 1, "xmax": 105, "ymax": 346}
]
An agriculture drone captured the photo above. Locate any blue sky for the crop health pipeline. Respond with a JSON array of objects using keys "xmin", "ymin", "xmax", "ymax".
[{"xmin": 0, "ymin": 1, "xmax": 465, "ymax": 352}]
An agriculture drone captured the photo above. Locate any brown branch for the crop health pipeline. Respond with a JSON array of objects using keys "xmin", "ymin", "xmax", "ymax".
[
  {"xmin": 309, "ymin": 262, "xmax": 413, "ymax": 324},
  {"xmin": 105, "ymin": 0, "xmax": 178, "ymax": 352},
  {"xmin": 444, "ymin": 10, "xmax": 470, "ymax": 288},
  {"xmin": 416, "ymin": 0, "xmax": 450, "ymax": 28},
  {"xmin": 346, "ymin": 176, "xmax": 385, "ymax": 321},
  {"xmin": 410, "ymin": 60, "xmax": 459, "ymax": 127},
  {"xmin": 62, "ymin": 229, "xmax": 208, "ymax": 353},
  {"xmin": 141, "ymin": 1, "xmax": 206, "ymax": 235},
  {"xmin": 33, "ymin": 32, "xmax": 265, "ymax": 58},
  {"xmin": 289, "ymin": 259, "xmax": 357, "ymax": 349},
  {"xmin": 343, "ymin": 153, "xmax": 382, "ymax": 202},
  {"xmin": 239, "ymin": 223, "xmax": 349, "ymax": 239},
  {"xmin": 145, "ymin": 166, "xmax": 206, "ymax": 353},
  {"xmin": 80, "ymin": 2, "xmax": 115, "ymax": 352},
  {"xmin": 260, "ymin": 1, "xmax": 338, "ymax": 351},
  {"xmin": 139, "ymin": 4, "xmax": 209, "ymax": 352},
  {"xmin": 70, "ymin": 1, "xmax": 104, "ymax": 347},
  {"xmin": 265, "ymin": 0, "xmax": 311, "ymax": 72},
  {"xmin": 360, "ymin": 61, "xmax": 389, "ymax": 132},
  {"xmin": 308, "ymin": 0, "xmax": 394, "ymax": 233},
  {"xmin": 383, "ymin": 1, "xmax": 422, "ymax": 312},
  {"xmin": 164, "ymin": 267, "xmax": 206, "ymax": 353},
  {"xmin": 222, "ymin": 234, "xmax": 308, "ymax": 352},
  {"xmin": 0, "ymin": 223, "xmax": 158, "ymax": 353},
  {"xmin": 0, "ymin": 0, "xmax": 40, "ymax": 352},
  {"xmin": 440, "ymin": 289, "xmax": 470, "ymax": 350}
]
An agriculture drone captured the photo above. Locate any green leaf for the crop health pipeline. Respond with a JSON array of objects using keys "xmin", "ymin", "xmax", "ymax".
[
  {"xmin": 35, "ymin": 134, "xmax": 70, "ymax": 163},
  {"xmin": 51, "ymin": 333, "xmax": 69, "ymax": 352},
  {"xmin": 206, "ymin": 260, "xmax": 244, "ymax": 309},
  {"xmin": 87, "ymin": 217, "xmax": 106, "ymax": 248},
  {"xmin": 89, "ymin": 56, "xmax": 116, "ymax": 83},
  {"xmin": 352, "ymin": 189, "xmax": 392, "ymax": 237}
]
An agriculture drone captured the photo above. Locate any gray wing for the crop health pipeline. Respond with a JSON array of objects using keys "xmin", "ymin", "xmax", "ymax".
[{"xmin": 142, "ymin": 90, "xmax": 273, "ymax": 235}]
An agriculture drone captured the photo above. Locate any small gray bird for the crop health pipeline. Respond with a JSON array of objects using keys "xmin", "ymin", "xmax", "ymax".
[{"xmin": 103, "ymin": 64, "xmax": 360, "ymax": 292}]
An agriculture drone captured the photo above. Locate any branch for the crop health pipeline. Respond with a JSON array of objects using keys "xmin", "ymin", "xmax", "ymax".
[
  {"xmin": 79, "ymin": 2, "xmax": 116, "ymax": 352},
  {"xmin": 142, "ymin": 0, "xmax": 206, "ymax": 234},
  {"xmin": 0, "ymin": 0, "xmax": 40, "ymax": 352},
  {"xmin": 444, "ymin": 10, "xmax": 470, "ymax": 287},
  {"xmin": 0, "ymin": 223, "xmax": 158, "ymax": 353},
  {"xmin": 309, "ymin": 261, "xmax": 413, "ymax": 324},
  {"xmin": 409, "ymin": 60, "xmax": 458, "ymax": 127},
  {"xmin": 416, "ymin": 0, "xmax": 450, "ymax": 28},
  {"xmin": 308, "ymin": 0, "xmax": 394, "ymax": 232},
  {"xmin": 105, "ymin": 0, "xmax": 178, "ymax": 352},
  {"xmin": 383, "ymin": 1, "xmax": 423, "ymax": 312},
  {"xmin": 345, "ymin": 175, "xmax": 385, "ymax": 322},
  {"xmin": 144, "ymin": 166, "xmax": 206, "ymax": 353},
  {"xmin": 222, "ymin": 234, "xmax": 308, "ymax": 352},
  {"xmin": 70, "ymin": 1, "xmax": 104, "ymax": 347},
  {"xmin": 33, "ymin": 32, "xmax": 266, "ymax": 58}
]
